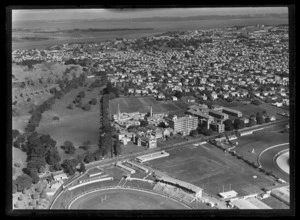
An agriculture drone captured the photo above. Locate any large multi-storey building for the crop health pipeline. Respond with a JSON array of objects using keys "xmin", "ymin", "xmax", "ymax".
[{"xmin": 166, "ymin": 115, "xmax": 198, "ymax": 135}]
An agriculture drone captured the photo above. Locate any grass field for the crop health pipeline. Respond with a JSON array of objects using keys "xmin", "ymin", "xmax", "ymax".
[
  {"xmin": 69, "ymin": 189, "xmax": 189, "ymax": 210},
  {"xmin": 147, "ymin": 142, "xmax": 275, "ymax": 197},
  {"xmin": 12, "ymin": 148, "xmax": 27, "ymax": 180},
  {"xmin": 36, "ymin": 85, "xmax": 102, "ymax": 160},
  {"xmin": 109, "ymin": 96, "xmax": 189, "ymax": 115}
]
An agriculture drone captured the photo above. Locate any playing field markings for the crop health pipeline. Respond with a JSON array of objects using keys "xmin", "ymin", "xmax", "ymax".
[
  {"xmin": 258, "ymin": 143, "xmax": 289, "ymax": 168},
  {"xmin": 201, "ymin": 144, "xmax": 211, "ymax": 151}
]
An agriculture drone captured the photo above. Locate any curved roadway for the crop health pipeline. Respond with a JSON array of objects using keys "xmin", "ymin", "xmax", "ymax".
[{"xmin": 258, "ymin": 143, "xmax": 289, "ymax": 182}]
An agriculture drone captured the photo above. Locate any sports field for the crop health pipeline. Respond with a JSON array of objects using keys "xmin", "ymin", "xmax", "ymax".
[
  {"xmin": 109, "ymin": 96, "xmax": 189, "ymax": 115},
  {"xmin": 147, "ymin": 142, "xmax": 275, "ymax": 197},
  {"xmin": 234, "ymin": 129, "xmax": 289, "ymax": 165},
  {"xmin": 69, "ymin": 189, "xmax": 189, "ymax": 209}
]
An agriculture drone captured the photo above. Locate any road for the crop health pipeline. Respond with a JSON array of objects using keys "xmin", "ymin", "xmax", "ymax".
[{"xmin": 85, "ymin": 118, "xmax": 289, "ymax": 170}]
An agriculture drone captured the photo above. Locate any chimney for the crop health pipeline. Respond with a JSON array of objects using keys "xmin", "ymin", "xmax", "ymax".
[
  {"xmin": 118, "ymin": 103, "xmax": 120, "ymax": 121},
  {"xmin": 150, "ymin": 105, "xmax": 153, "ymax": 117}
]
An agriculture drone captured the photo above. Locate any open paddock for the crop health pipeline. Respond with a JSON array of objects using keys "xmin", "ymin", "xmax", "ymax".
[
  {"xmin": 109, "ymin": 96, "xmax": 189, "ymax": 115},
  {"xmin": 147, "ymin": 142, "xmax": 275, "ymax": 197}
]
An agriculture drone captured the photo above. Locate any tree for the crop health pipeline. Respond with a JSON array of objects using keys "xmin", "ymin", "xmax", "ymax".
[
  {"xmin": 67, "ymin": 103, "xmax": 74, "ymax": 109},
  {"xmin": 265, "ymin": 117, "xmax": 271, "ymax": 123},
  {"xmin": 77, "ymin": 91, "xmax": 85, "ymax": 98},
  {"xmin": 14, "ymin": 174, "xmax": 32, "ymax": 192},
  {"xmin": 73, "ymin": 96, "xmax": 82, "ymax": 104},
  {"xmin": 140, "ymin": 120, "xmax": 149, "ymax": 127},
  {"xmin": 256, "ymin": 116, "xmax": 265, "ymax": 125},
  {"xmin": 106, "ymin": 82, "xmax": 113, "ymax": 94},
  {"xmin": 113, "ymin": 138, "xmax": 122, "ymax": 156},
  {"xmin": 32, "ymin": 192, "xmax": 40, "ymax": 200},
  {"xmin": 248, "ymin": 119, "xmax": 256, "ymax": 127},
  {"xmin": 158, "ymin": 121, "xmax": 167, "ymax": 128},
  {"xmin": 223, "ymin": 119, "xmax": 234, "ymax": 131},
  {"xmin": 252, "ymin": 99, "xmax": 262, "ymax": 106},
  {"xmin": 190, "ymin": 129, "xmax": 198, "ymax": 137},
  {"xmin": 62, "ymin": 159, "xmax": 76, "ymax": 176},
  {"xmin": 233, "ymin": 118, "xmax": 245, "ymax": 130},
  {"xmin": 78, "ymin": 162, "xmax": 86, "ymax": 173},
  {"xmin": 84, "ymin": 151, "xmax": 95, "ymax": 163},
  {"xmin": 61, "ymin": 141, "xmax": 76, "ymax": 155},
  {"xmin": 89, "ymin": 98, "xmax": 97, "ymax": 105},
  {"xmin": 174, "ymin": 90, "xmax": 183, "ymax": 99},
  {"xmin": 12, "ymin": 129, "xmax": 20, "ymax": 140},
  {"xmin": 82, "ymin": 103, "xmax": 91, "ymax": 111}
]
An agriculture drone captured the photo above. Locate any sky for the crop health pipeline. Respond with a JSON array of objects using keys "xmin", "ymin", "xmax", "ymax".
[{"xmin": 12, "ymin": 7, "xmax": 288, "ymax": 21}]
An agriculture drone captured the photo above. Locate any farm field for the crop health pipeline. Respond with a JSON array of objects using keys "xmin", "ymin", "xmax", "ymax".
[
  {"xmin": 147, "ymin": 142, "xmax": 275, "ymax": 197},
  {"xmin": 109, "ymin": 96, "xmax": 189, "ymax": 115},
  {"xmin": 69, "ymin": 189, "xmax": 189, "ymax": 210}
]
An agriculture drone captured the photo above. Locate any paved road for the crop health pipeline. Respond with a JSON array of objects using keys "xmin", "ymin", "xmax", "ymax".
[{"xmin": 258, "ymin": 144, "xmax": 289, "ymax": 182}]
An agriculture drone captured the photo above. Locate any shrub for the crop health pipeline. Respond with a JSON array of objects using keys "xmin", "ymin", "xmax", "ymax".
[
  {"xmin": 52, "ymin": 116, "xmax": 60, "ymax": 120},
  {"xmin": 32, "ymin": 192, "xmax": 40, "ymax": 200}
]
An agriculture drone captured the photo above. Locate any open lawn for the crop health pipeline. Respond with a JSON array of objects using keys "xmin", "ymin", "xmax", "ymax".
[
  {"xmin": 109, "ymin": 96, "xmax": 189, "ymax": 115},
  {"xmin": 36, "ymin": 84, "xmax": 102, "ymax": 160},
  {"xmin": 69, "ymin": 188, "xmax": 189, "ymax": 210},
  {"xmin": 147, "ymin": 142, "xmax": 275, "ymax": 197},
  {"xmin": 12, "ymin": 148, "xmax": 27, "ymax": 180},
  {"xmin": 120, "ymin": 141, "xmax": 146, "ymax": 155}
]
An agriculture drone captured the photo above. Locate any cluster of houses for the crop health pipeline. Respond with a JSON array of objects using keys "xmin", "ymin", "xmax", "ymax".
[{"xmin": 13, "ymin": 25, "xmax": 289, "ymax": 110}]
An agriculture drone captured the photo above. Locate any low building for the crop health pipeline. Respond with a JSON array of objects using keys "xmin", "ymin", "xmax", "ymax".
[
  {"xmin": 53, "ymin": 173, "xmax": 68, "ymax": 181},
  {"xmin": 208, "ymin": 109, "xmax": 229, "ymax": 120},
  {"xmin": 222, "ymin": 107, "xmax": 242, "ymax": 117}
]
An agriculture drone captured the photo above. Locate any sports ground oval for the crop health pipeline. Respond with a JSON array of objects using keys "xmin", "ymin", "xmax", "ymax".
[{"xmin": 68, "ymin": 188, "xmax": 190, "ymax": 210}]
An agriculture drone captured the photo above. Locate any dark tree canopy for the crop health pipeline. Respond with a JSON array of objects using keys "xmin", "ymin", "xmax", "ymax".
[
  {"xmin": 14, "ymin": 174, "xmax": 32, "ymax": 192},
  {"xmin": 233, "ymin": 118, "xmax": 245, "ymax": 130},
  {"xmin": 223, "ymin": 119, "xmax": 234, "ymax": 131}
]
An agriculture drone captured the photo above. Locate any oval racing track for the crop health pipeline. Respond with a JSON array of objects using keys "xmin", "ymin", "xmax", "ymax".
[
  {"xmin": 275, "ymin": 151, "xmax": 289, "ymax": 175},
  {"xmin": 68, "ymin": 187, "xmax": 191, "ymax": 210},
  {"xmin": 258, "ymin": 143, "xmax": 289, "ymax": 182}
]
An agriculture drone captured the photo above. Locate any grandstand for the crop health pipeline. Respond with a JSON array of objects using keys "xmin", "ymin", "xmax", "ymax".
[
  {"xmin": 79, "ymin": 174, "xmax": 109, "ymax": 184},
  {"xmin": 156, "ymin": 175, "xmax": 203, "ymax": 199},
  {"xmin": 116, "ymin": 162, "xmax": 136, "ymax": 174},
  {"xmin": 125, "ymin": 160, "xmax": 149, "ymax": 173},
  {"xmin": 89, "ymin": 172, "xmax": 103, "ymax": 178},
  {"xmin": 68, "ymin": 177, "xmax": 114, "ymax": 191},
  {"xmin": 136, "ymin": 151, "xmax": 170, "ymax": 163}
]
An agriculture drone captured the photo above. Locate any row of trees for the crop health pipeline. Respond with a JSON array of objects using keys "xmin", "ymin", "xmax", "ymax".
[
  {"xmin": 13, "ymin": 74, "xmax": 88, "ymax": 190},
  {"xmin": 223, "ymin": 111, "xmax": 270, "ymax": 132}
]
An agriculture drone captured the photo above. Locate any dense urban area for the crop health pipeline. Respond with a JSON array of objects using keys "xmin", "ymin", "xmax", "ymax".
[{"xmin": 12, "ymin": 24, "xmax": 290, "ymax": 210}]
